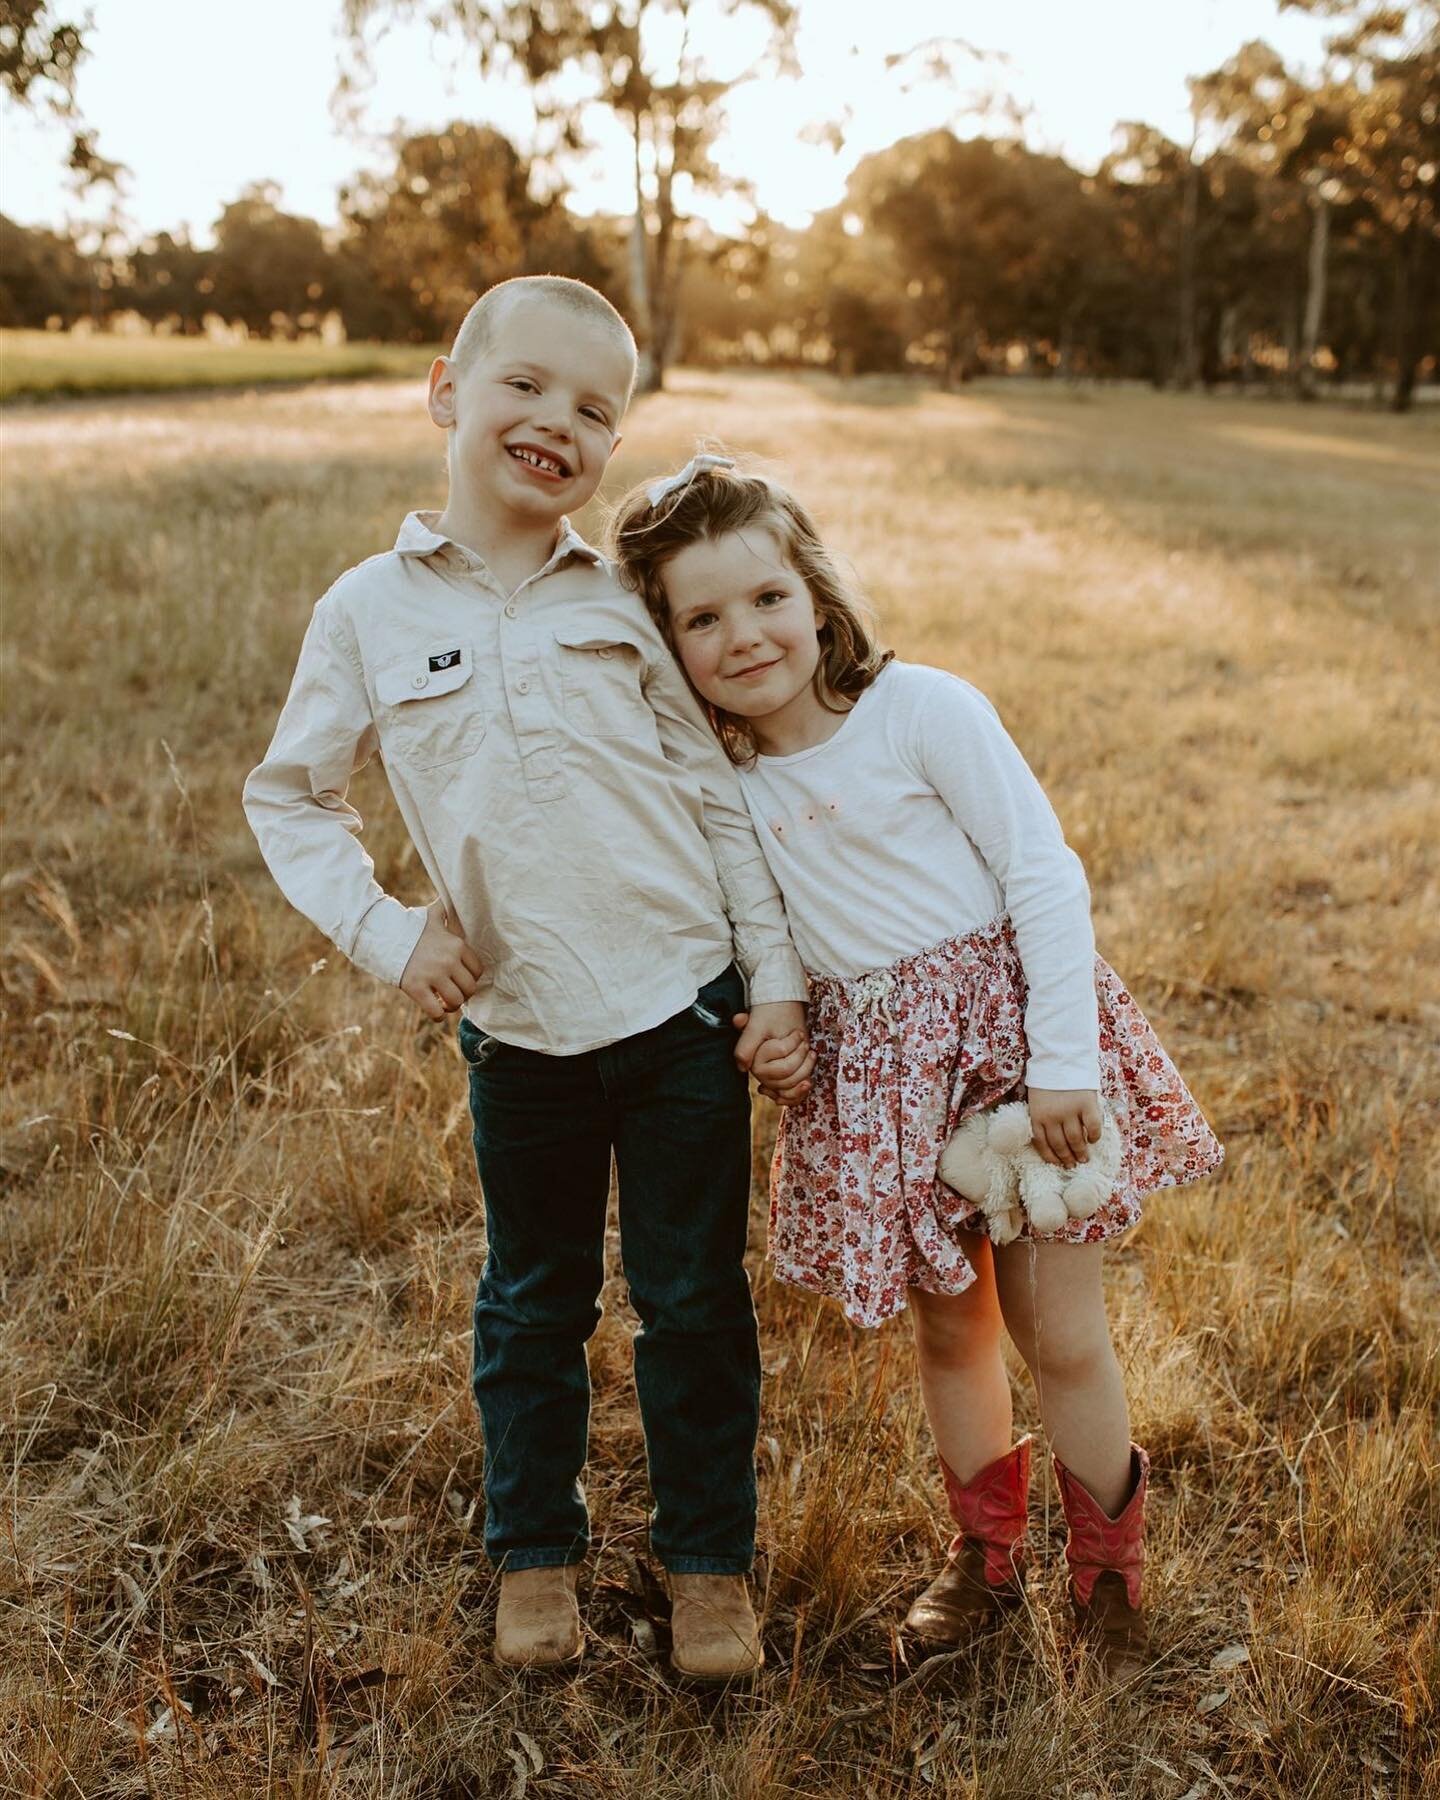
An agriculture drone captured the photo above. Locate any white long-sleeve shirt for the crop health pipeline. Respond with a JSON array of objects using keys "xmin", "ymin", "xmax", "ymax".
[
  {"xmin": 736, "ymin": 661, "xmax": 1100, "ymax": 1091},
  {"xmin": 243, "ymin": 511, "xmax": 805, "ymax": 1055}
]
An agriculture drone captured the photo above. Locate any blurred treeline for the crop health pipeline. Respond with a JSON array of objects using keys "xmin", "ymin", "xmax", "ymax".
[{"xmin": 3, "ymin": 27, "xmax": 1436, "ymax": 404}]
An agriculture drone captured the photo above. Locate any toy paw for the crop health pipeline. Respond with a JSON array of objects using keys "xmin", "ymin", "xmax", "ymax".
[{"xmin": 1017, "ymin": 1158, "xmax": 1069, "ymax": 1234}]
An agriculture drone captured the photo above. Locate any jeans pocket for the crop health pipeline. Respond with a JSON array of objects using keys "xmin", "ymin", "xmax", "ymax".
[
  {"xmin": 690, "ymin": 964, "xmax": 744, "ymax": 1031},
  {"xmin": 458, "ymin": 1019, "xmax": 502, "ymax": 1068}
]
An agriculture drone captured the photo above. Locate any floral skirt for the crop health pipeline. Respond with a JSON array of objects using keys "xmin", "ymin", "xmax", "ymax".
[{"xmin": 770, "ymin": 915, "xmax": 1224, "ymax": 1328}]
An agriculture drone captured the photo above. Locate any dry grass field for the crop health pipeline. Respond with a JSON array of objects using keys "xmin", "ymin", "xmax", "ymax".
[
  {"xmin": 2, "ymin": 370, "xmax": 1438, "ymax": 1798},
  {"xmin": 0, "ymin": 332, "xmax": 437, "ymax": 404}
]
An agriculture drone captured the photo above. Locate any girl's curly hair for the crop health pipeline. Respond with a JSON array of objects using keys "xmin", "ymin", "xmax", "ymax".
[{"xmin": 609, "ymin": 458, "xmax": 891, "ymax": 765}]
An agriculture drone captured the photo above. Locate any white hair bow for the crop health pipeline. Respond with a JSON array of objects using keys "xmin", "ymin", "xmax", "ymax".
[{"xmin": 644, "ymin": 453, "xmax": 736, "ymax": 508}]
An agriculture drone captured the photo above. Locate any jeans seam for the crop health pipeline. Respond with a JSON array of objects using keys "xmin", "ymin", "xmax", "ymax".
[
  {"xmin": 496, "ymin": 1548, "xmax": 587, "ymax": 1572},
  {"xmin": 660, "ymin": 1555, "xmax": 755, "ymax": 1576}
]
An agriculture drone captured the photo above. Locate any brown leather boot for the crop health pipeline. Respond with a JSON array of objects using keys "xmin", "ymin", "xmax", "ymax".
[
  {"xmin": 904, "ymin": 1437, "xmax": 1031, "ymax": 1648},
  {"xmin": 669, "ymin": 1573, "xmax": 764, "ymax": 1684},
  {"xmin": 494, "ymin": 1564, "xmax": 583, "ymax": 1669},
  {"xmin": 1054, "ymin": 1445, "xmax": 1151, "ymax": 1680}
]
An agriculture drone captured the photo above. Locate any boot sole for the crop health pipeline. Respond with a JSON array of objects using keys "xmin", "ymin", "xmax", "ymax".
[
  {"xmin": 669, "ymin": 1653, "xmax": 764, "ymax": 1689},
  {"xmin": 493, "ymin": 1641, "xmax": 584, "ymax": 1675}
]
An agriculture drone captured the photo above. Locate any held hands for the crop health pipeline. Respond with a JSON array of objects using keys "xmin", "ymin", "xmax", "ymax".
[
  {"xmin": 1027, "ymin": 1088, "xmax": 1102, "ymax": 1169},
  {"xmin": 399, "ymin": 900, "xmax": 484, "ymax": 1022},
  {"xmin": 731, "ymin": 1001, "xmax": 815, "ymax": 1106}
]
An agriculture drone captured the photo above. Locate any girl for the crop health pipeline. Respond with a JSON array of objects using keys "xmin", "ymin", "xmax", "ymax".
[{"xmin": 610, "ymin": 454, "xmax": 1224, "ymax": 1677}]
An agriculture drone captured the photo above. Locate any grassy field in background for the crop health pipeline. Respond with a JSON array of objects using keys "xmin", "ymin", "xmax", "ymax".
[
  {"xmin": 0, "ymin": 329, "xmax": 437, "ymax": 402},
  {"xmin": 2, "ymin": 373, "xmax": 1437, "ymax": 1796}
]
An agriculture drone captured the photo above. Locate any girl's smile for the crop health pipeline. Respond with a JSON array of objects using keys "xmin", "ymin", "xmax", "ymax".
[{"xmin": 662, "ymin": 527, "xmax": 840, "ymax": 755}]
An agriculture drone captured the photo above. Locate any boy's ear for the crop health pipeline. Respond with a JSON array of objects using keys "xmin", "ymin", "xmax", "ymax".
[{"xmin": 427, "ymin": 356, "xmax": 457, "ymax": 429}]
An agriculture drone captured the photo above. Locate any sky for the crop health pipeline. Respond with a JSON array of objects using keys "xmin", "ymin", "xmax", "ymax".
[{"xmin": 0, "ymin": 0, "xmax": 1337, "ymax": 244}]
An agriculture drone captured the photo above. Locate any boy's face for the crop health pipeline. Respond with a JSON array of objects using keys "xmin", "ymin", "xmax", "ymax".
[{"xmin": 429, "ymin": 297, "xmax": 632, "ymax": 526}]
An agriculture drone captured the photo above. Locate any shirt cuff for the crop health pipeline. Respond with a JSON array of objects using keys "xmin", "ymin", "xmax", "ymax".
[
  {"xmin": 1024, "ymin": 1053, "xmax": 1103, "ymax": 1093},
  {"xmin": 741, "ymin": 946, "xmax": 809, "ymax": 1008},
  {"xmin": 350, "ymin": 897, "xmax": 429, "ymax": 988}
]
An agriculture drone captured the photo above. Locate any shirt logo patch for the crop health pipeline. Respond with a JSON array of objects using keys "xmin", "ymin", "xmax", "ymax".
[{"xmin": 429, "ymin": 649, "xmax": 462, "ymax": 672}]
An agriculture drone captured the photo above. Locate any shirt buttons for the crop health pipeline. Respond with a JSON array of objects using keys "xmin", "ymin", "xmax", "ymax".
[
  {"xmin": 504, "ymin": 601, "xmax": 517, "ymax": 618},
  {"xmin": 412, "ymin": 673, "xmax": 429, "ymax": 690},
  {"xmin": 597, "ymin": 647, "xmax": 613, "ymax": 660},
  {"xmin": 516, "ymin": 678, "xmax": 531, "ymax": 695}
]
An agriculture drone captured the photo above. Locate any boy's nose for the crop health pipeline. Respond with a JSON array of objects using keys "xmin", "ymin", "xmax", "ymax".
[{"xmin": 532, "ymin": 406, "xmax": 574, "ymax": 441}]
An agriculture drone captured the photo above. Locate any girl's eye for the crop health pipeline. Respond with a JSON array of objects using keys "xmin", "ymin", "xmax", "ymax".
[
  {"xmin": 684, "ymin": 612, "xmax": 718, "ymax": 631},
  {"xmin": 756, "ymin": 591, "xmax": 786, "ymax": 607}
]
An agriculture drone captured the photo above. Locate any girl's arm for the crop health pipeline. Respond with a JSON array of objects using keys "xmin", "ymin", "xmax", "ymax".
[{"xmin": 910, "ymin": 675, "xmax": 1101, "ymax": 1098}]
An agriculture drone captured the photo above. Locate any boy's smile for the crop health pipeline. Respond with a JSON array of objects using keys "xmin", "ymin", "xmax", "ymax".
[{"xmin": 429, "ymin": 294, "xmax": 633, "ymax": 550}]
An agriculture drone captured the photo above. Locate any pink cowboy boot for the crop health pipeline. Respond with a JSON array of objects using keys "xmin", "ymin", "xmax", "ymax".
[
  {"xmin": 904, "ymin": 1436, "xmax": 1031, "ymax": 1647},
  {"xmin": 1054, "ymin": 1444, "xmax": 1152, "ymax": 1679}
]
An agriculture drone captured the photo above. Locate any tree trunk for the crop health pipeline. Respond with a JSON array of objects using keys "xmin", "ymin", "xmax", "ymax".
[
  {"xmin": 649, "ymin": 113, "xmax": 680, "ymax": 391},
  {"xmin": 1297, "ymin": 188, "xmax": 1330, "ymax": 401},
  {"xmin": 1390, "ymin": 223, "xmax": 1429, "ymax": 415},
  {"xmin": 1176, "ymin": 154, "xmax": 1201, "ymax": 390},
  {"xmin": 628, "ymin": 112, "xmax": 659, "ymax": 393}
]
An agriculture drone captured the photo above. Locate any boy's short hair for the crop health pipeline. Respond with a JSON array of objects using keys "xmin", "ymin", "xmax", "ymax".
[{"xmin": 451, "ymin": 276, "xmax": 638, "ymax": 400}]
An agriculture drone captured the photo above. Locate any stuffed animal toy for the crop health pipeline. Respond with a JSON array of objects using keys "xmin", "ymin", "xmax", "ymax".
[{"xmin": 937, "ymin": 1100, "xmax": 1124, "ymax": 1246}]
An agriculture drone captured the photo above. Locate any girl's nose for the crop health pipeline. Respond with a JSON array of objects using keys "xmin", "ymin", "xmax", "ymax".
[{"xmin": 726, "ymin": 619, "xmax": 763, "ymax": 656}]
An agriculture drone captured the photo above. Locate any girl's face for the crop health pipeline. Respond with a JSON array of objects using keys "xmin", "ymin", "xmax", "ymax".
[{"xmin": 661, "ymin": 527, "xmax": 830, "ymax": 751}]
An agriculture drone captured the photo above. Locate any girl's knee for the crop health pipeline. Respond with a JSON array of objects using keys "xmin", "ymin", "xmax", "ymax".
[
  {"xmin": 1019, "ymin": 1321, "xmax": 1116, "ymax": 1387},
  {"xmin": 910, "ymin": 1285, "xmax": 1002, "ymax": 1371}
]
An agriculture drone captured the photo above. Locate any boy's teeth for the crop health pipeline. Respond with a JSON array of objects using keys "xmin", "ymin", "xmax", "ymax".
[{"xmin": 512, "ymin": 448, "xmax": 563, "ymax": 474}]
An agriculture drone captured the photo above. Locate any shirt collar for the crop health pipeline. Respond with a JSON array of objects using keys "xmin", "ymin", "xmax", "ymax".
[{"xmin": 394, "ymin": 510, "xmax": 605, "ymax": 576}]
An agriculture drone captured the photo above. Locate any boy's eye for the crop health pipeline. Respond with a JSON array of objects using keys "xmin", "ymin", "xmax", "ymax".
[
  {"xmin": 581, "ymin": 407, "xmax": 611, "ymax": 427},
  {"xmin": 506, "ymin": 377, "xmax": 538, "ymax": 393}
]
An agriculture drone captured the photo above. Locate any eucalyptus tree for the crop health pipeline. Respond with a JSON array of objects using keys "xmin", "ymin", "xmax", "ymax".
[
  {"xmin": 1273, "ymin": 1, "xmax": 1439, "ymax": 408},
  {"xmin": 341, "ymin": 0, "xmax": 796, "ymax": 389}
]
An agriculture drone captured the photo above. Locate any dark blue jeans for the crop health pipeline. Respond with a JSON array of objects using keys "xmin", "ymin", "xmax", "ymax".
[{"xmin": 460, "ymin": 963, "xmax": 760, "ymax": 1574}]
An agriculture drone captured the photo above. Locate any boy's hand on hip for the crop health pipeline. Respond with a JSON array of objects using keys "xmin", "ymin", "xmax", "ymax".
[
  {"xmin": 731, "ymin": 1000, "xmax": 808, "ymax": 1080},
  {"xmin": 1027, "ymin": 1088, "xmax": 1102, "ymax": 1169},
  {"xmin": 400, "ymin": 902, "xmax": 484, "ymax": 1021}
]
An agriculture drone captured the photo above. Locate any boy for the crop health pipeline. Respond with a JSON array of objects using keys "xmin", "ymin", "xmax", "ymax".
[{"xmin": 243, "ymin": 276, "xmax": 810, "ymax": 1682}]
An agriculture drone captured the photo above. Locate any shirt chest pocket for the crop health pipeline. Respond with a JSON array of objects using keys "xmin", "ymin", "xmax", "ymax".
[
  {"xmin": 552, "ymin": 629, "xmax": 650, "ymax": 739},
  {"xmin": 374, "ymin": 642, "xmax": 485, "ymax": 770}
]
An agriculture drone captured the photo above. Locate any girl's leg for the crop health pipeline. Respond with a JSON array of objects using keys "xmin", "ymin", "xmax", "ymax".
[
  {"xmin": 908, "ymin": 1232, "xmax": 1012, "ymax": 1481},
  {"xmin": 905, "ymin": 1234, "xmax": 1031, "ymax": 1644},
  {"xmin": 992, "ymin": 1239, "xmax": 1132, "ymax": 1515}
]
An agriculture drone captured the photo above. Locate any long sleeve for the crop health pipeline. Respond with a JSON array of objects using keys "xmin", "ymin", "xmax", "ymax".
[
  {"xmin": 643, "ymin": 652, "xmax": 807, "ymax": 1007},
  {"xmin": 912, "ymin": 679, "xmax": 1100, "ymax": 1090},
  {"xmin": 242, "ymin": 599, "xmax": 428, "ymax": 987}
]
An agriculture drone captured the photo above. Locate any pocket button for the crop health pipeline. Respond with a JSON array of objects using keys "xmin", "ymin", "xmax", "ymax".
[{"xmin": 412, "ymin": 673, "xmax": 429, "ymax": 690}]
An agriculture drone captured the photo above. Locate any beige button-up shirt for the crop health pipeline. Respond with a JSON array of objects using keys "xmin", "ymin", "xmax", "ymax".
[{"xmin": 243, "ymin": 511, "xmax": 806, "ymax": 1054}]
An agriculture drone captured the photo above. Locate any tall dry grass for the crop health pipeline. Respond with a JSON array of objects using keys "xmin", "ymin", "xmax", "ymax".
[{"xmin": 2, "ymin": 372, "xmax": 1437, "ymax": 1797}]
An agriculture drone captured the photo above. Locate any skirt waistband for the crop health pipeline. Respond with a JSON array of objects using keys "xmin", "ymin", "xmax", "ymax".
[{"xmin": 806, "ymin": 915, "xmax": 1020, "ymax": 1006}]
